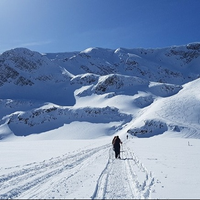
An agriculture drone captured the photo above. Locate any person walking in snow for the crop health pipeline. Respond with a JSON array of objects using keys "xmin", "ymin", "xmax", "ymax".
[
  {"xmin": 113, "ymin": 136, "xmax": 122, "ymax": 159},
  {"xmin": 112, "ymin": 136, "xmax": 117, "ymax": 150}
]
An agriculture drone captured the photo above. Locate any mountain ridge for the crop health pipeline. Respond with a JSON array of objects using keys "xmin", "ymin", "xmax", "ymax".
[{"xmin": 1, "ymin": 43, "xmax": 200, "ymax": 139}]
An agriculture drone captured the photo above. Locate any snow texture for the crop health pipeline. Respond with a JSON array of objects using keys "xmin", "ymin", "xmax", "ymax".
[{"xmin": 1, "ymin": 43, "xmax": 200, "ymax": 199}]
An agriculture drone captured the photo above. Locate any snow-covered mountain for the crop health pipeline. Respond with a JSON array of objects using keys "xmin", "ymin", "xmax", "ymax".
[
  {"xmin": 1, "ymin": 43, "xmax": 200, "ymax": 199},
  {"xmin": 46, "ymin": 43, "xmax": 200, "ymax": 84},
  {"xmin": 1, "ymin": 43, "xmax": 200, "ymax": 139},
  {"xmin": 0, "ymin": 48, "xmax": 74, "ymax": 106}
]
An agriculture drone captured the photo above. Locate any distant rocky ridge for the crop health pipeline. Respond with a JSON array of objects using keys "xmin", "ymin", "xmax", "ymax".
[
  {"xmin": 1, "ymin": 43, "xmax": 200, "ymax": 90},
  {"xmin": 46, "ymin": 43, "xmax": 200, "ymax": 84}
]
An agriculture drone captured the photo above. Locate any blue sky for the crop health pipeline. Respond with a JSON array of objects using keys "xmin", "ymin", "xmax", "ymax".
[{"xmin": 0, "ymin": 0, "xmax": 200, "ymax": 53}]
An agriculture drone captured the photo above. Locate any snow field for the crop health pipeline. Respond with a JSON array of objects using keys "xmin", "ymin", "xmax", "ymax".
[
  {"xmin": 1, "ymin": 135, "xmax": 200, "ymax": 199},
  {"xmin": 127, "ymin": 136, "xmax": 200, "ymax": 199}
]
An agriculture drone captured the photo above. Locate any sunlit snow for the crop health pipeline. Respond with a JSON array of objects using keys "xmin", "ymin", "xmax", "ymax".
[{"xmin": 1, "ymin": 44, "xmax": 200, "ymax": 199}]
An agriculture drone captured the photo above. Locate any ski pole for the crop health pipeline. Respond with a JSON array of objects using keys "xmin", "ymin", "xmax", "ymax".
[{"xmin": 121, "ymin": 143, "xmax": 123, "ymax": 159}]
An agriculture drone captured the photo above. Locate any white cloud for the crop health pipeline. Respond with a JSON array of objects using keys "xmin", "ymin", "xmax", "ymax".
[{"xmin": 20, "ymin": 40, "xmax": 53, "ymax": 48}]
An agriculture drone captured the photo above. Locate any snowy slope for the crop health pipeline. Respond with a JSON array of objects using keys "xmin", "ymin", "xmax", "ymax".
[
  {"xmin": 127, "ymin": 78, "xmax": 200, "ymax": 138},
  {"xmin": 1, "ymin": 43, "xmax": 200, "ymax": 199},
  {"xmin": 0, "ymin": 48, "xmax": 75, "ymax": 105},
  {"xmin": 46, "ymin": 43, "xmax": 200, "ymax": 84}
]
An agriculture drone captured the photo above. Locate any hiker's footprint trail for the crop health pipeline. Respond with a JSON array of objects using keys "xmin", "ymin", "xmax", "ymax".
[
  {"xmin": 125, "ymin": 146, "xmax": 155, "ymax": 198},
  {"xmin": 93, "ymin": 144, "xmax": 155, "ymax": 199}
]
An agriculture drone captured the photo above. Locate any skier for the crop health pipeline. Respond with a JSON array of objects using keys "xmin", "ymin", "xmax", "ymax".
[{"xmin": 113, "ymin": 136, "xmax": 122, "ymax": 159}]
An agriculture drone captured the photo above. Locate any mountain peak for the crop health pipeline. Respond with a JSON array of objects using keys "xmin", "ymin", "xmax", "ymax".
[{"xmin": 1, "ymin": 47, "xmax": 40, "ymax": 58}]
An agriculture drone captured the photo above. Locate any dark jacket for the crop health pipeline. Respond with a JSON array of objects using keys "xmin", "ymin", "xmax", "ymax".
[{"xmin": 113, "ymin": 137, "xmax": 122, "ymax": 151}]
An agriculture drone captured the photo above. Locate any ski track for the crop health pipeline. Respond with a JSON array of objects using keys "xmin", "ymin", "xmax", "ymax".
[
  {"xmin": 0, "ymin": 144, "xmax": 110, "ymax": 199},
  {"xmin": 0, "ymin": 141, "xmax": 155, "ymax": 199},
  {"xmin": 92, "ymin": 141, "xmax": 155, "ymax": 199}
]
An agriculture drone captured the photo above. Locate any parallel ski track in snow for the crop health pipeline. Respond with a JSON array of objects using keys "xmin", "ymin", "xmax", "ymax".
[
  {"xmin": 0, "ymin": 143, "xmax": 110, "ymax": 199},
  {"xmin": 92, "ymin": 141, "xmax": 155, "ymax": 199},
  {"xmin": 0, "ymin": 141, "xmax": 155, "ymax": 199}
]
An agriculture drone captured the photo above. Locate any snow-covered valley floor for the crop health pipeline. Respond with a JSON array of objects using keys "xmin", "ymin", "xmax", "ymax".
[{"xmin": 1, "ymin": 133, "xmax": 199, "ymax": 199}]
